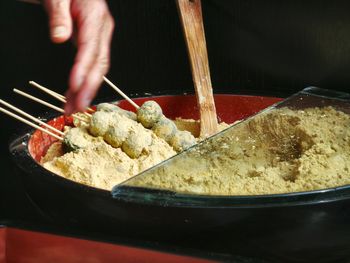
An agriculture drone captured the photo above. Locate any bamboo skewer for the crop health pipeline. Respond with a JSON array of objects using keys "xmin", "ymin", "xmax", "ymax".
[
  {"xmin": 29, "ymin": 81, "xmax": 94, "ymax": 115},
  {"xmin": 13, "ymin": 88, "xmax": 87, "ymax": 122},
  {"xmin": 0, "ymin": 106, "xmax": 63, "ymax": 141},
  {"xmin": 72, "ymin": 114, "xmax": 89, "ymax": 122},
  {"xmin": 30, "ymin": 79, "xmax": 136, "ymax": 116},
  {"xmin": 29, "ymin": 81, "xmax": 65, "ymax": 101},
  {"xmin": 0, "ymin": 99, "xmax": 64, "ymax": 136},
  {"xmin": 29, "ymin": 79, "xmax": 137, "ymax": 118},
  {"xmin": 103, "ymin": 76, "xmax": 140, "ymax": 109},
  {"xmin": 83, "ymin": 112, "xmax": 92, "ymax": 117},
  {"xmin": 14, "ymin": 88, "xmax": 64, "ymax": 113}
]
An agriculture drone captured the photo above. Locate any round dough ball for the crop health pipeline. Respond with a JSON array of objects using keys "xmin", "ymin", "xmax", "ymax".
[
  {"xmin": 170, "ymin": 130, "xmax": 197, "ymax": 152},
  {"xmin": 122, "ymin": 130, "xmax": 152, "ymax": 158},
  {"xmin": 152, "ymin": 117, "xmax": 177, "ymax": 143},
  {"xmin": 121, "ymin": 110, "xmax": 137, "ymax": 121},
  {"xmin": 104, "ymin": 125, "xmax": 130, "ymax": 148},
  {"xmin": 63, "ymin": 127, "xmax": 91, "ymax": 152},
  {"xmin": 137, "ymin": 100, "xmax": 163, "ymax": 128},
  {"xmin": 97, "ymin": 103, "xmax": 137, "ymax": 120},
  {"xmin": 89, "ymin": 111, "xmax": 111, "ymax": 136},
  {"xmin": 96, "ymin": 103, "xmax": 119, "ymax": 112}
]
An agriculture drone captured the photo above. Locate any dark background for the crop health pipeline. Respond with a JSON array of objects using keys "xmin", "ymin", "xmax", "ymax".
[{"xmin": 2, "ymin": 0, "xmax": 350, "ymax": 227}]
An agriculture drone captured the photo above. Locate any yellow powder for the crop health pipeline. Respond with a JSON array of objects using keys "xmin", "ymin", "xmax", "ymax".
[
  {"xmin": 127, "ymin": 106, "xmax": 350, "ymax": 195},
  {"xmin": 42, "ymin": 106, "xmax": 350, "ymax": 195},
  {"xmin": 41, "ymin": 117, "xmax": 228, "ymax": 190},
  {"xmin": 42, "ymin": 131, "xmax": 176, "ymax": 190},
  {"xmin": 40, "ymin": 142, "xmax": 64, "ymax": 163},
  {"xmin": 174, "ymin": 117, "xmax": 230, "ymax": 138}
]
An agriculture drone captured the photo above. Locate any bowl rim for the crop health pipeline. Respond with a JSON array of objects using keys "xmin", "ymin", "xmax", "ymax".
[{"xmin": 9, "ymin": 91, "xmax": 350, "ymax": 208}]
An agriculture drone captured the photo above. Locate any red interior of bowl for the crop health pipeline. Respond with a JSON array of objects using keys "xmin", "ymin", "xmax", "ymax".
[{"xmin": 28, "ymin": 94, "xmax": 282, "ymax": 162}]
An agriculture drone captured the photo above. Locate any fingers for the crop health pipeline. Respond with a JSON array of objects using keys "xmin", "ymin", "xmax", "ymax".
[
  {"xmin": 68, "ymin": 12, "xmax": 102, "ymax": 93},
  {"xmin": 64, "ymin": 0, "xmax": 114, "ymax": 114},
  {"xmin": 44, "ymin": 0, "xmax": 73, "ymax": 43},
  {"xmin": 75, "ymin": 63, "xmax": 106, "ymax": 111}
]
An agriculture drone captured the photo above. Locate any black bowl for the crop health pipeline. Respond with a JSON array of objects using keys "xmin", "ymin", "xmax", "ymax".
[{"xmin": 9, "ymin": 92, "xmax": 350, "ymax": 263}]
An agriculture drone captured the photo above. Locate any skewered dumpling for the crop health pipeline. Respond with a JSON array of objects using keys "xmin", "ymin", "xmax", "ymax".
[
  {"xmin": 170, "ymin": 130, "xmax": 197, "ymax": 152},
  {"xmin": 97, "ymin": 103, "xmax": 137, "ymax": 120},
  {"xmin": 136, "ymin": 100, "xmax": 197, "ymax": 151},
  {"xmin": 88, "ymin": 100, "xmax": 197, "ymax": 157},
  {"xmin": 89, "ymin": 111, "xmax": 111, "ymax": 137},
  {"xmin": 63, "ymin": 127, "xmax": 103, "ymax": 152},
  {"xmin": 104, "ymin": 123, "xmax": 130, "ymax": 147},
  {"xmin": 122, "ymin": 129, "xmax": 152, "ymax": 158},
  {"xmin": 96, "ymin": 103, "xmax": 118, "ymax": 112},
  {"xmin": 152, "ymin": 117, "xmax": 177, "ymax": 143},
  {"xmin": 89, "ymin": 110, "xmax": 134, "ymax": 139},
  {"xmin": 88, "ymin": 107, "xmax": 156, "ymax": 158},
  {"xmin": 137, "ymin": 101, "xmax": 163, "ymax": 128}
]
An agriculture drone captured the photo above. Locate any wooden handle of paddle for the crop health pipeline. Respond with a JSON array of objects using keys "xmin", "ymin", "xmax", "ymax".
[{"xmin": 176, "ymin": 0, "xmax": 218, "ymax": 137}]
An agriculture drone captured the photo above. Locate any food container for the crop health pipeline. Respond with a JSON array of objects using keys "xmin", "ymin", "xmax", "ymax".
[{"xmin": 9, "ymin": 88, "xmax": 350, "ymax": 263}]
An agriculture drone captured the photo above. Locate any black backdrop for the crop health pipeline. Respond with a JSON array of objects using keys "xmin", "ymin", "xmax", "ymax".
[{"xmin": 2, "ymin": 0, "xmax": 350, "ymax": 224}]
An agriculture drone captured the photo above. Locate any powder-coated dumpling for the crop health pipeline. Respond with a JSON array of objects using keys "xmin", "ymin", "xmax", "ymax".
[
  {"xmin": 152, "ymin": 117, "xmax": 177, "ymax": 143},
  {"xmin": 137, "ymin": 101, "xmax": 163, "ymax": 128},
  {"xmin": 121, "ymin": 110, "xmax": 137, "ymax": 121},
  {"xmin": 170, "ymin": 130, "xmax": 197, "ymax": 152},
  {"xmin": 89, "ymin": 111, "xmax": 111, "ymax": 136},
  {"xmin": 96, "ymin": 103, "xmax": 120, "ymax": 112},
  {"xmin": 63, "ymin": 137, "xmax": 80, "ymax": 152},
  {"xmin": 97, "ymin": 103, "xmax": 137, "ymax": 121},
  {"xmin": 104, "ymin": 124, "xmax": 130, "ymax": 147},
  {"xmin": 63, "ymin": 127, "xmax": 94, "ymax": 152},
  {"xmin": 122, "ymin": 130, "xmax": 152, "ymax": 158}
]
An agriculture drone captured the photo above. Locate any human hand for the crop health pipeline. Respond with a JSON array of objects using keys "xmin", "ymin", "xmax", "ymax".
[{"xmin": 43, "ymin": 0, "xmax": 114, "ymax": 114}]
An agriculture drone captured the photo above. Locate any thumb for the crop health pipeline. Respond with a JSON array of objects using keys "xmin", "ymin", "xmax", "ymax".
[{"xmin": 44, "ymin": 0, "xmax": 73, "ymax": 43}]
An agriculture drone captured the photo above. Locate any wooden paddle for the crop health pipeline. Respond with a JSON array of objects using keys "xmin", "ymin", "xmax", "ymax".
[{"xmin": 176, "ymin": 0, "xmax": 218, "ymax": 137}]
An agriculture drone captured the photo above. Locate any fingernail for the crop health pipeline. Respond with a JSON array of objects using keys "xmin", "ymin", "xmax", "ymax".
[{"xmin": 52, "ymin": 26, "xmax": 67, "ymax": 38}]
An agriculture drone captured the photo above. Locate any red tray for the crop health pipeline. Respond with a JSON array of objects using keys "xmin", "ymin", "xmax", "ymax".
[{"xmin": 0, "ymin": 226, "xmax": 215, "ymax": 263}]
